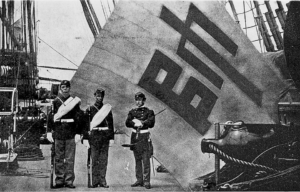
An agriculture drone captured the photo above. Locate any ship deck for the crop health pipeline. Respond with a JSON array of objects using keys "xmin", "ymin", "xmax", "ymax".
[{"xmin": 0, "ymin": 134, "xmax": 184, "ymax": 192}]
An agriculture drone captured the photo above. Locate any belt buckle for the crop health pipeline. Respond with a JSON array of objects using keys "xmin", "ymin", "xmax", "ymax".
[{"xmin": 61, "ymin": 119, "xmax": 74, "ymax": 123}]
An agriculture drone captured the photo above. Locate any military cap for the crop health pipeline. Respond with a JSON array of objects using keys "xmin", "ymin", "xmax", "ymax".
[
  {"xmin": 94, "ymin": 88, "xmax": 105, "ymax": 96},
  {"xmin": 135, "ymin": 92, "xmax": 146, "ymax": 100},
  {"xmin": 60, "ymin": 80, "xmax": 71, "ymax": 88}
]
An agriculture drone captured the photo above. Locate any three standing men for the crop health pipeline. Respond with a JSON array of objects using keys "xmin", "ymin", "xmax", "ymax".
[
  {"xmin": 47, "ymin": 81, "xmax": 155, "ymax": 189},
  {"xmin": 125, "ymin": 92, "xmax": 155, "ymax": 189},
  {"xmin": 82, "ymin": 88, "xmax": 114, "ymax": 188},
  {"xmin": 47, "ymin": 80, "xmax": 83, "ymax": 188}
]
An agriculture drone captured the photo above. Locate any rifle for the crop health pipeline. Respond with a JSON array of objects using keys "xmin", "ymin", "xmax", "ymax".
[
  {"xmin": 50, "ymin": 142, "xmax": 55, "ymax": 188},
  {"xmin": 49, "ymin": 102, "xmax": 55, "ymax": 189},
  {"xmin": 154, "ymin": 108, "xmax": 166, "ymax": 116},
  {"xmin": 87, "ymin": 148, "xmax": 92, "ymax": 188},
  {"xmin": 87, "ymin": 105, "xmax": 92, "ymax": 188}
]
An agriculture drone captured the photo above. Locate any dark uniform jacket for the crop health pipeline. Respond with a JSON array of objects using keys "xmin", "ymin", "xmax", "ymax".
[
  {"xmin": 48, "ymin": 94, "xmax": 82, "ymax": 140},
  {"xmin": 125, "ymin": 106, "xmax": 155, "ymax": 153},
  {"xmin": 83, "ymin": 102, "xmax": 114, "ymax": 146}
]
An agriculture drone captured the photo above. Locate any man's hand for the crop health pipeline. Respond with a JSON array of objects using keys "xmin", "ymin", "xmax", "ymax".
[
  {"xmin": 132, "ymin": 119, "xmax": 143, "ymax": 127},
  {"xmin": 83, "ymin": 139, "xmax": 90, "ymax": 149},
  {"xmin": 75, "ymin": 134, "xmax": 81, "ymax": 143},
  {"xmin": 109, "ymin": 140, "xmax": 114, "ymax": 147},
  {"xmin": 47, "ymin": 132, "xmax": 54, "ymax": 143}
]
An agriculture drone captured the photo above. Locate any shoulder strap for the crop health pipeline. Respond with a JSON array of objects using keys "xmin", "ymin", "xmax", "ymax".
[
  {"xmin": 92, "ymin": 104, "xmax": 99, "ymax": 111},
  {"xmin": 56, "ymin": 96, "xmax": 73, "ymax": 106},
  {"xmin": 56, "ymin": 97, "xmax": 64, "ymax": 104}
]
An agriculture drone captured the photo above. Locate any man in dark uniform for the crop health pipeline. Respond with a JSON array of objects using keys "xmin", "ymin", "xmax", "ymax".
[
  {"xmin": 125, "ymin": 92, "xmax": 155, "ymax": 189},
  {"xmin": 47, "ymin": 80, "xmax": 82, "ymax": 188},
  {"xmin": 82, "ymin": 88, "xmax": 114, "ymax": 188}
]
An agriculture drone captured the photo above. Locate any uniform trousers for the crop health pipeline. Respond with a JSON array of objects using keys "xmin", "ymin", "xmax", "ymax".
[
  {"xmin": 54, "ymin": 138, "xmax": 76, "ymax": 185},
  {"xmin": 133, "ymin": 148, "xmax": 151, "ymax": 185},
  {"xmin": 91, "ymin": 140, "xmax": 109, "ymax": 185}
]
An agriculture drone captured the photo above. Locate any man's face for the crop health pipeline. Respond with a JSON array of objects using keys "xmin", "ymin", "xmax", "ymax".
[
  {"xmin": 95, "ymin": 94, "xmax": 104, "ymax": 102},
  {"xmin": 60, "ymin": 85, "xmax": 70, "ymax": 94},
  {"xmin": 135, "ymin": 98, "xmax": 145, "ymax": 107}
]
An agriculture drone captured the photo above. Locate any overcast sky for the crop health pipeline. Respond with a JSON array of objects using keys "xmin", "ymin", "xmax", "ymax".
[{"xmin": 36, "ymin": 0, "xmax": 116, "ymax": 89}]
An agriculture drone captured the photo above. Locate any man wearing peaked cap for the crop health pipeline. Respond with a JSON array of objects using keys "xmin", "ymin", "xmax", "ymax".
[
  {"xmin": 47, "ymin": 80, "xmax": 83, "ymax": 189},
  {"xmin": 94, "ymin": 88, "xmax": 105, "ymax": 97},
  {"xmin": 135, "ymin": 92, "xmax": 146, "ymax": 100},
  {"xmin": 60, "ymin": 80, "xmax": 71, "ymax": 88},
  {"xmin": 125, "ymin": 92, "xmax": 155, "ymax": 189},
  {"xmin": 82, "ymin": 88, "xmax": 114, "ymax": 188}
]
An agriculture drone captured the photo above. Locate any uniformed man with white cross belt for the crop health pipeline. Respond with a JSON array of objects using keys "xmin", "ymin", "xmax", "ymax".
[
  {"xmin": 82, "ymin": 88, "xmax": 114, "ymax": 188},
  {"xmin": 47, "ymin": 80, "xmax": 82, "ymax": 189},
  {"xmin": 125, "ymin": 92, "xmax": 155, "ymax": 189}
]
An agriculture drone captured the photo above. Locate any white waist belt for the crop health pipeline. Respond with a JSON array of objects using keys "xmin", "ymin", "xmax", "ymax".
[
  {"xmin": 60, "ymin": 119, "xmax": 74, "ymax": 123},
  {"xmin": 92, "ymin": 127, "xmax": 109, "ymax": 131},
  {"xmin": 132, "ymin": 129, "xmax": 149, "ymax": 133}
]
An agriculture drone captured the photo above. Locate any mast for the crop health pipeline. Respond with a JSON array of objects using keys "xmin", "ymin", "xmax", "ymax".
[
  {"xmin": 229, "ymin": 0, "xmax": 240, "ymax": 25},
  {"xmin": 79, "ymin": 0, "xmax": 98, "ymax": 38},
  {"xmin": 0, "ymin": 0, "xmax": 38, "ymax": 106},
  {"xmin": 264, "ymin": 0, "xmax": 283, "ymax": 50},
  {"xmin": 86, "ymin": 0, "xmax": 102, "ymax": 32},
  {"xmin": 27, "ymin": 0, "xmax": 34, "ymax": 54},
  {"xmin": 2, "ymin": 1, "xmax": 6, "ymax": 54},
  {"xmin": 23, "ymin": 0, "xmax": 28, "ymax": 54},
  {"xmin": 27, "ymin": 0, "xmax": 35, "ymax": 105},
  {"xmin": 275, "ymin": 1, "xmax": 286, "ymax": 30},
  {"xmin": 253, "ymin": 1, "xmax": 274, "ymax": 52},
  {"xmin": 0, "ymin": 9, "xmax": 22, "ymax": 50}
]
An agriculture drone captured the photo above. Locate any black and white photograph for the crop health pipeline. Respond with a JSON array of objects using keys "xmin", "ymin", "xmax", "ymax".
[{"xmin": 0, "ymin": 0, "xmax": 299, "ymax": 191}]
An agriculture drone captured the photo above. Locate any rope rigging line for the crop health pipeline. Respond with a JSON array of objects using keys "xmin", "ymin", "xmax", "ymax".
[
  {"xmin": 37, "ymin": 37, "xmax": 79, "ymax": 68},
  {"xmin": 13, "ymin": 120, "xmax": 40, "ymax": 147},
  {"xmin": 236, "ymin": 2, "xmax": 265, "ymax": 15},
  {"xmin": 216, "ymin": 142, "xmax": 294, "ymax": 187},
  {"xmin": 249, "ymin": 0, "xmax": 263, "ymax": 53},
  {"xmin": 208, "ymin": 144, "xmax": 278, "ymax": 173},
  {"xmin": 106, "ymin": 0, "xmax": 112, "ymax": 15},
  {"xmin": 242, "ymin": 24, "xmax": 258, "ymax": 29},
  {"xmin": 243, "ymin": 0, "xmax": 247, "ymax": 36},
  {"xmin": 230, "ymin": 165, "xmax": 300, "ymax": 190},
  {"xmin": 100, "ymin": 0, "xmax": 108, "ymax": 21},
  {"xmin": 236, "ymin": 7, "xmax": 255, "ymax": 15}
]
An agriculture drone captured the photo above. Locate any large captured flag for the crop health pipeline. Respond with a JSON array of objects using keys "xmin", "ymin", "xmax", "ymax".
[{"xmin": 71, "ymin": 1, "xmax": 287, "ymax": 189}]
